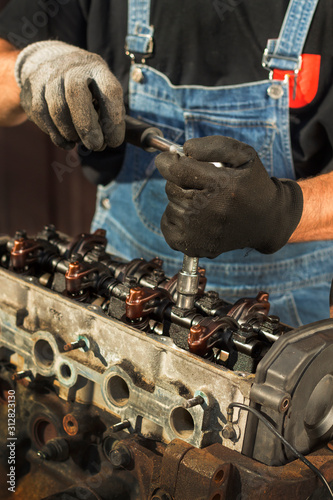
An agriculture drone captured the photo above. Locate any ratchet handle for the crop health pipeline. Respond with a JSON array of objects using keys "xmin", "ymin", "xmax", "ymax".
[
  {"xmin": 124, "ymin": 115, "xmax": 163, "ymax": 152},
  {"xmin": 124, "ymin": 115, "xmax": 223, "ymax": 168}
]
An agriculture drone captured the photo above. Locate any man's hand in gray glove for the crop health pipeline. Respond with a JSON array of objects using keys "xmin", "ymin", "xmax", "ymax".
[
  {"xmin": 155, "ymin": 136, "xmax": 303, "ymax": 258},
  {"xmin": 15, "ymin": 41, "xmax": 125, "ymax": 151}
]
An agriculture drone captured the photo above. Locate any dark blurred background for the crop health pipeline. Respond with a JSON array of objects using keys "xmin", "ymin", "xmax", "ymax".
[{"xmin": 0, "ymin": 0, "xmax": 97, "ymax": 237}]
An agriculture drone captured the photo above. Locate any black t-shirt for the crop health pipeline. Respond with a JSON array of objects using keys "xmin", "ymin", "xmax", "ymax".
[{"xmin": 0, "ymin": 0, "xmax": 333, "ymax": 181}]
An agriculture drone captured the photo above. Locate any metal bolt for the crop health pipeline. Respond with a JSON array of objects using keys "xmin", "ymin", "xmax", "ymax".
[
  {"xmin": 109, "ymin": 444, "xmax": 132, "ymax": 468},
  {"xmin": 70, "ymin": 253, "xmax": 82, "ymax": 263},
  {"xmin": 182, "ymin": 395, "xmax": 204, "ymax": 409},
  {"xmin": 153, "ymin": 269, "xmax": 164, "ymax": 278},
  {"xmin": 36, "ymin": 450, "xmax": 48, "ymax": 460},
  {"xmin": 12, "ymin": 370, "xmax": 33, "ymax": 381},
  {"xmin": 222, "ymin": 424, "xmax": 237, "ymax": 441},
  {"xmin": 93, "ymin": 244, "xmax": 105, "ymax": 255},
  {"xmin": 240, "ymin": 325, "xmax": 252, "ymax": 334},
  {"xmin": 110, "ymin": 420, "xmax": 131, "ymax": 433},
  {"xmin": 87, "ymin": 305, "xmax": 100, "ymax": 312},
  {"xmin": 36, "ymin": 438, "xmax": 69, "ymax": 462},
  {"xmin": 101, "ymin": 197, "xmax": 111, "ymax": 210},
  {"xmin": 14, "ymin": 230, "xmax": 27, "ymax": 240},
  {"xmin": 132, "ymin": 67, "xmax": 144, "ymax": 83},
  {"xmin": 268, "ymin": 315, "xmax": 280, "ymax": 324},
  {"xmin": 44, "ymin": 224, "xmax": 56, "ymax": 233},
  {"xmin": 63, "ymin": 339, "xmax": 86, "ymax": 352},
  {"xmin": 152, "ymin": 257, "xmax": 163, "ymax": 267},
  {"xmin": 124, "ymin": 276, "xmax": 137, "ymax": 287}
]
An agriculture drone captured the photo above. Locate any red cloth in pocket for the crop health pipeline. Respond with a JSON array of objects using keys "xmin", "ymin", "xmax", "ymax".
[{"xmin": 273, "ymin": 54, "xmax": 321, "ymax": 108}]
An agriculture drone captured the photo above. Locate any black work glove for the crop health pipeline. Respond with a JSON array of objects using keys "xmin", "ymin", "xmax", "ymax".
[{"xmin": 155, "ymin": 136, "xmax": 303, "ymax": 258}]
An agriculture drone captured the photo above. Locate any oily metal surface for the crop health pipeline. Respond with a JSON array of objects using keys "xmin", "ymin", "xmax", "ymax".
[{"xmin": 0, "ymin": 267, "xmax": 252, "ymax": 451}]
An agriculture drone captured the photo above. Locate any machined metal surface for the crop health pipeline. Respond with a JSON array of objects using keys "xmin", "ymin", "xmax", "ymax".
[{"xmin": 0, "ymin": 268, "xmax": 251, "ymax": 451}]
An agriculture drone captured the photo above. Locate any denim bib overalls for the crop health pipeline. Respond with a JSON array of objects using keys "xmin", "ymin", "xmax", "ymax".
[{"xmin": 92, "ymin": 0, "xmax": 333, "ymax": 327}]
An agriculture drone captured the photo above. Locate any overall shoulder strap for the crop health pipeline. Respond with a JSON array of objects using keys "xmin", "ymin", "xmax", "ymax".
[
  {"xmin": 125, "ymin": 0, "xmax": 154, "ymax": 57},
  {"xmin": 262, "ymin": 0, "xmax": 319, "ymax": 72}
]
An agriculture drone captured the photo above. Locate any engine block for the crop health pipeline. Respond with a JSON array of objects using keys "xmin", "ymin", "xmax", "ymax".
[{"xmin": 0, "ymin": 227, "xmax": 333, "ymax": 499}]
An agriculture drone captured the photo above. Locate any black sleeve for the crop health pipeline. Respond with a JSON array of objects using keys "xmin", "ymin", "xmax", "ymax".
[{"xmin": 0, "ymin": 0, "xmax": 88, "ymax": 49}]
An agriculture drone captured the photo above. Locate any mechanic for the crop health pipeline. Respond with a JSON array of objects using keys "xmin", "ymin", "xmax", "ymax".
[{"xmin": 0, "ymin": 0, "xmax": 333, "ymax": 327}]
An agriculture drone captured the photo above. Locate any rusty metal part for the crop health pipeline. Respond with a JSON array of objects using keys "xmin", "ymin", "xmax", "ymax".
[
  {"xmin": 2, "ymin": 227, "xmax": 333, "ymax": 499},
  {"xmin": 197, "ymin": 267, "xmax": 207, "ymax": 295},
  {"xmin": 182, "ymin": 395, "xmax": 204, "ymax": 409},
  {"xmin": 1, "ymin": 382, "xmax": 333, "ymax": 500},
  {"xmin": 115, "ymin": 256, "xmax": 163, "ymax": 284},
  {"xmin": 67, "ymin": 228, "xmax": 107, "ymax": 258},
  {"xmin": 10, "ymin": 236, "xmax": 42, "ymax": 271},
  {"xmin": 188, "ymin": 325, "xmax": 207, "ymax": 356},
  {"xmin": 160, "ymin": 272, "xmax": 178, "ymax": 296},
  {"xmin": 65, "ymin": 260, "xmax": 99, "ymax": 295},
  {"xmin": 227, "ymin": 291, "xmax": 270, "ymax": 323},
  {"xmin": 126, "ymin": 286, "xmax": 172, "ymax": 320},
  {"xmin": 0, "ymin": 376, "xmax": 14, "ymax": 404},
  {"xmin": 32, "ymin": 417, "xmax": 59, "ymax": 449},
  {"xmin": 63, "ymin": 414, "xmax": 79, "ymax": 436},
  {"xmin": 188, "ymin": 317, "xmax": 238, "ymax": 357},
  {"xmin": 63, "ymin": 339, "xmax": 87, "ymax": 352}
]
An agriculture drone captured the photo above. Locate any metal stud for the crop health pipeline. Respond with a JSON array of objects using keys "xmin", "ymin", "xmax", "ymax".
[
  {"xmin": 267, "ymin": 84, "xmax": 284, "ymax": 99},
  {"xmin": 101, "ymin": 197, "xmax": 111, "ymax": 210},
  {"xmin": 132, "ymin": 67, "xmax": 144, "ymax": 83}
]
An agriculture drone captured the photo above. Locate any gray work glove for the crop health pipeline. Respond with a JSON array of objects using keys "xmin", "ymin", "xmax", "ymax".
[{"xmin": 15, "ymin": 41, "xmax": 125, "ymax": 151}]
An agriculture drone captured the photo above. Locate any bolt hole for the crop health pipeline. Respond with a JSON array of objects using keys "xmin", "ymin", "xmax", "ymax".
[
  {"xmin": 213, "ymin": 469, "xmax": 224, "ymax": 485},
  {"xmin": 63, "ymin": 414, "xmax": 78, "ymax": 435},
  {"xmin": 33, "ymin": 418, "xmax": 57, "ymax": 447},
  {"xmin": 107, "ymin": 375, "xmax": 130, "ymax": 407},
  {"xmin": 210, "ymin": 495, "xmax": 222, "ymax": 500},
  {"xmin": 170, "ymin": 407, "xmax": 194, "ymax": 439},
  {"xmin": 281, "ymin": 398, "xmax": 289, "ymax": 410},
  {"xmin": 60, "ymin": 364, "xmax": 71, "ymax": 379},
  {"xmin": 34, "ymin": 340, "xmax": 54, "ymax": 368}
]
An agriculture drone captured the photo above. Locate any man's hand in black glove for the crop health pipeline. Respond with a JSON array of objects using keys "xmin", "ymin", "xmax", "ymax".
[{"xmin": 155, "ymin": 136, "xmax": 303, "ymax": 258}]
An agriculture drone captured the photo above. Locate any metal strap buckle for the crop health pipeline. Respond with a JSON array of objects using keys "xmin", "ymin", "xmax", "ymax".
[
  {"xmin": 125, "ymin": 35, "xmax": 154, "ymax": 65},
  {"xmin": 262, "ymin": 48, "xmax": 302, "ymax": 73}
]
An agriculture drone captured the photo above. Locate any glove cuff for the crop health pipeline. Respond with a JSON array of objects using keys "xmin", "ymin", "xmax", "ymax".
[
  {"xmin": 260, "ymin": 178, "xmax": 304, "ymax": 254},
  {"xmin": 15, "ymin": 40, "xmax": 78, "ymax": 87}
]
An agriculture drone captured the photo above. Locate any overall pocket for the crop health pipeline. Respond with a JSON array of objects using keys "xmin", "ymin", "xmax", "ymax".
[{"xmin": 184, "ymin": 111, "xmax": 277, "ymax": 176}]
